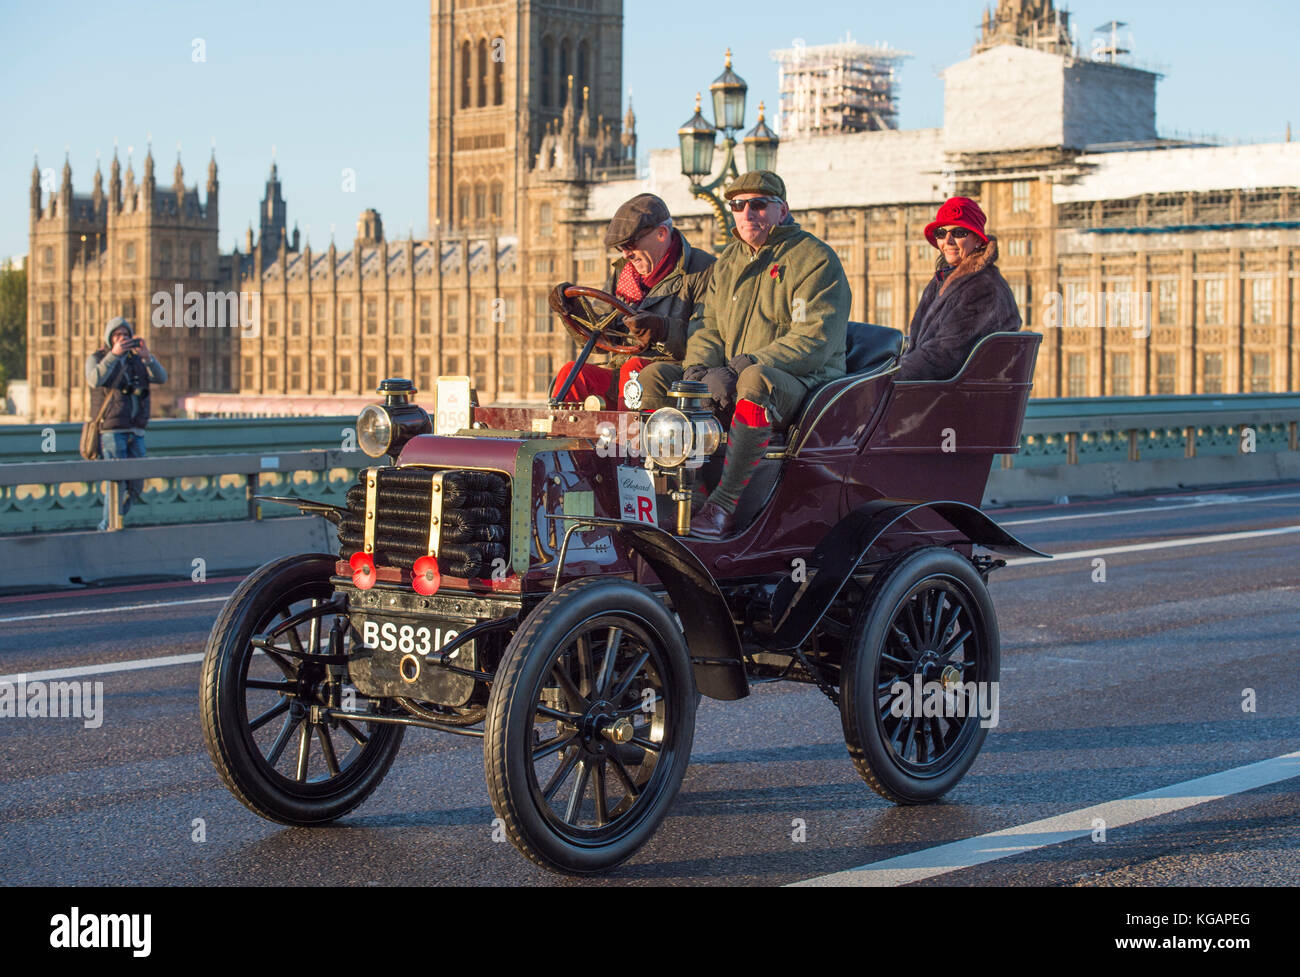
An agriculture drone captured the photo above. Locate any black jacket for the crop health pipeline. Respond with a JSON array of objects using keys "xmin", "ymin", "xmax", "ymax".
[{"xmin": 605, "ymin": 228, "xmax": 714, "ymax": 363}]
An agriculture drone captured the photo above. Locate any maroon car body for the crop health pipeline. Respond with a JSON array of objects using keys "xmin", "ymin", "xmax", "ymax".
[{"xmin": 201, "ymin": 322, "xmax": 1047, "ymax": 875}]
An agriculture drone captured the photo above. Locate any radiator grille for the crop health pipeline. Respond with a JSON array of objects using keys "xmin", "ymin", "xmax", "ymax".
[{"xmin": 338, "ymin": 468, "xmax": 510, "ymax": 578}]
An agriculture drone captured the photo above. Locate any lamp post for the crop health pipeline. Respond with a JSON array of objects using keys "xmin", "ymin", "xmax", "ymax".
[{"xmin": 677, "ymin": 49, "xmax": 779, "ymax": 254}]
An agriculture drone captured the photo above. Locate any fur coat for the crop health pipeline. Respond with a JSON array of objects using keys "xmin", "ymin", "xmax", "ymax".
[{"xmin": 897, "ymin": 237, "xmax": 1021, "ymax": 381}]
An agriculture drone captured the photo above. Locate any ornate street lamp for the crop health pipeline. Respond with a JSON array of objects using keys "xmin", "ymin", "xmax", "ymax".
[
  {"xmin": 744, "ymin": 102, "xmax": 779, "ymax": 173},
  {"xmin": 677, "ymin": 49, "xmax": 778, "ymax": 254},
  {"xmin": 710, "ymin": 49, "xmax": 747, "ymax": 132},
  {"xmin": 677, "ymin": 93, "xmax": 716, "ymax": 180}
]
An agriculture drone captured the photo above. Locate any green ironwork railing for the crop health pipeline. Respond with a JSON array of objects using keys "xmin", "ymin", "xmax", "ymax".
[{"xmin": 1, "ymin": 395, "xmax": 1297, "ymax": 535}]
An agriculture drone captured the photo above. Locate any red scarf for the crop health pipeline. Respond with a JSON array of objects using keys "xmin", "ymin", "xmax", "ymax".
[{"xmin": 614, "ymin": 235, "xmax": 681, "ymax": 305}]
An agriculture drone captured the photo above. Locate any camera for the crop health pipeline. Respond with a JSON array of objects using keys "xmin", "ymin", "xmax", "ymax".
[{"xmin": 122, "ymin": 338, "xmax": 142, "ymax": 351}]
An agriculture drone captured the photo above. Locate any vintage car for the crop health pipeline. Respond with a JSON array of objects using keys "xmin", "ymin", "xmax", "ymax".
[{"xmin": 199, "ymin": 285, "xmax": 1048, "ymax": 875}]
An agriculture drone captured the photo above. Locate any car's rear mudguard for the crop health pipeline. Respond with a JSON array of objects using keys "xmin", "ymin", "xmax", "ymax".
[
  {"xmin": 546, "ymin": 515, "xmax": 748, "ymax": 701},
  {"xmin": 762, "ymin": 499, "xmax": 1050, "ymax": 651}
]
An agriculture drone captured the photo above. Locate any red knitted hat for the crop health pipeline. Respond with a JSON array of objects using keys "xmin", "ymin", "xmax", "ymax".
[{"xmin": 924, "ymin": 197, "xmax": 988, "ymax": 249}]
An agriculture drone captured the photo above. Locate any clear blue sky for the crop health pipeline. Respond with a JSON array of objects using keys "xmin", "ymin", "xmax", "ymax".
[{"xmin": 3, "ymin": 0, "xmax": 1296, "ymax": 261}]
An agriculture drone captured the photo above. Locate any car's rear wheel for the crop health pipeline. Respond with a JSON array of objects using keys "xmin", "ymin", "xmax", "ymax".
[
  {"xmin": 200, "ymin": 554, "xmax": 404, "ymax": 825},
  {"xmin": 840, "ymin": 547, "xmax": 999, "ymax": 804},
  {"xmin": 484, "ymin": 577, "xmax": 696, "ymax": 874}
]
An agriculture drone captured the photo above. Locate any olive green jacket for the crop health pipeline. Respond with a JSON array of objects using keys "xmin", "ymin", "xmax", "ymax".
[{"xmin": 685, "ymin": 221, "xmax": 851, "ymax": 390}]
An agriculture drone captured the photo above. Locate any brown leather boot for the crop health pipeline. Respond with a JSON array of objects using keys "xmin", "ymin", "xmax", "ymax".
[{"xmin": 690, "ymin": 501, "xmax": 736, "ymax": 538}]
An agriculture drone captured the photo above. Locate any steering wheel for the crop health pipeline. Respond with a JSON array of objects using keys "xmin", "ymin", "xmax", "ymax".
[{"xmin": 550, "ymin": 285, "xmax": 645, "ymax": 356}]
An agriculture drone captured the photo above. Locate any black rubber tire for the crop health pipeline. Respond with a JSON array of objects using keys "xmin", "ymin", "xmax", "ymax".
[
  {"xmin": 484, "ymin": 576, "xmax": 696, "ymax": 875},
  {"xmin": 840, "ymin": 547, "xmax": 999, "ymax": 804},
  {"xmin": 200, "ymin": 553, "xmax": 404, "ymax": 825}
]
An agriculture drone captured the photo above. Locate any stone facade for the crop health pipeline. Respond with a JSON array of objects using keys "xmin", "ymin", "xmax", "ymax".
[
  {"xmin": 24, "ymin": 0, "xmax": 1300, "ymax": 422},
  {"xmin": 27, "ymin": 151, "xmax": 231, "ymax": 422}
]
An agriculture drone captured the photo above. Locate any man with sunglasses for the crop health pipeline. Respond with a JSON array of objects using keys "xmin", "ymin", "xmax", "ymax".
[
  {"xmin": 637, "ymin": 170, "xmax": 851, "ymax": 538},
  {"xmin": 899, "ymin": 196, "xmax": 1020, "ymax": 381},
  {"xmin": 549, "ymin": 193, "xmax": 714, "ymax": 409}
]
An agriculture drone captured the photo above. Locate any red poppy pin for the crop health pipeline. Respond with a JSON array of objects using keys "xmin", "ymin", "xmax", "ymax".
[{"xmin": 769, "ymin": 263, "xmax": 783, "ymax": 282}]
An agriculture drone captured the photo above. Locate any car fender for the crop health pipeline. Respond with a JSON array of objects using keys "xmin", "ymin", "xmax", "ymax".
[
  {"xmin": 546, "ymin": 515, "xmax": 749, "ymax": 701},
  {"xmin": 763, "ymin": 499, "xmax": 1050, "ymax": 651}
]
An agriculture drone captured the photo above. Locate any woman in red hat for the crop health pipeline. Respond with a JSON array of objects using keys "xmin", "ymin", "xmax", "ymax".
[{"xmin": 897, "ymin": 196, "xmax": 1021, "ymax": 380}]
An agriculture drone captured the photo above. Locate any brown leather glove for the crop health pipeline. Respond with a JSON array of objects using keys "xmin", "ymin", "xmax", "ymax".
[
  {"xmin": 547, "ymin": 282, "xmax": 577, "ymax": 318},
  {"xmin": 623, "ymin": 312, "xmax": 667, "ymax": 350}
]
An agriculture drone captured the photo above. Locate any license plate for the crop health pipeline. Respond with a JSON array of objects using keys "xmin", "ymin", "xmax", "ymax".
[
  {"xmin": 349, "ymin": 614, "xmax": 477, "ymax": 705},
  {"xmin": 355, "ymin": 618, "xmax": 471, "ymax": 660}
]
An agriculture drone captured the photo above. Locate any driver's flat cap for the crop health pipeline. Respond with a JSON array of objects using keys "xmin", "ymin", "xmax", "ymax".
[
  {"xmin": 724, "ymin": 170, "xmax": 786, "ymax": 202},
  {"xmin": 604, "ymin": 193, "xmax": 670, "ymax": 249}
]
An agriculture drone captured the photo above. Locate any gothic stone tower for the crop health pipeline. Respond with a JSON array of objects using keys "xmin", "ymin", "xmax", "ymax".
[
  {"xmin": 427, "ymin": 0, "xmax": 626, "ymax": 238},
  {"xmin": 423, "ymin": 0, "xmax": 633, "ymax": 402},
  {"xmin": 27, "ymin": 148, "xmax": 225, "ymax": 422}
]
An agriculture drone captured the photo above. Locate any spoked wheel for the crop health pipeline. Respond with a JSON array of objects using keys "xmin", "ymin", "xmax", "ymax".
[
  {"xmin": 840, "ymin": 547, "xmax": 999, "ymax": 804},
  {"xmin": 200, "ymin": 554, "xmax": 404, "ymax": 825},
  {"xmin": 484, "ymin": 577, "xmax": 696, "ymax": 875}
]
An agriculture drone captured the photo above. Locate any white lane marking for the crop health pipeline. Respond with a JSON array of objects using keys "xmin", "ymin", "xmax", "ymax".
[
  {"xmin": 0, "ymin": 652, "xmax": 206, "ymax": 684},
  {"xmin": 1004, "ymin": 524, "xmax": 1300, "ymax": 566},
  {"xmin": 0, "ymin": 595, "xmax": 231, "ymax": 624},
  {"xmin": 1001, "ymin": 490, "xmax": 1300, "ymax": 526},
  {"xmin": 793, "ymin": 749, "xmax": 1300, "ymax": 887}
]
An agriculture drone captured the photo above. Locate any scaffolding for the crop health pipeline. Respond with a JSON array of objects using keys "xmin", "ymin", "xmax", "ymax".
[{"xmin": 770, "ymin": 40, "xmax": 911, "ymax": 137}]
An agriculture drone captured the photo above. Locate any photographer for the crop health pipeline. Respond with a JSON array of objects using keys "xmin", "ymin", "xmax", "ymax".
[{"xmin": 85, "ymin": 317, "xmax": 167, "ymax": 531}]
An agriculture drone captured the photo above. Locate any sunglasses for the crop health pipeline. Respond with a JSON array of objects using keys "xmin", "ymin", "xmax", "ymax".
[
  {"xmin": 728, "ymin": 196, "xmax": 780, "ymax": 214},
  {"xmin": 615, "ymin": 226, "xmax": 660, "ymax": 254},
  {"xmin": 934, "ymin": 227, "xmax": 973, "ymax": 241}
]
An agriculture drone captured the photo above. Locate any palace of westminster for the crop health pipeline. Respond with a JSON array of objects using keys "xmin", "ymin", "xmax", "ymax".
[{"xmin": 25, "ymin": 0, "xmax": 1299, "ymax": 422}]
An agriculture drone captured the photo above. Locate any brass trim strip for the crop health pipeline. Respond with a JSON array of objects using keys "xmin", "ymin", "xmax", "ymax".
[
  {"xmin": 363, "ymin": 467, "xmax": 379, "ymax": 554},
  {"xmin": 427, "ymin": 471, "xmax": 445, "ymax": 556}
]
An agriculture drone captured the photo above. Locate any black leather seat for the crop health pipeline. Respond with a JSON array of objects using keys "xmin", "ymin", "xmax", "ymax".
[{"xmin": 844, "ymin": 321, "xmax": 904, "ymax": 375}]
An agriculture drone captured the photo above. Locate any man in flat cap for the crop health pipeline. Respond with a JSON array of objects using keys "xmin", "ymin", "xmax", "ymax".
[
  {"xmin": 549, "ymin": 193, "xmax": 713, "ymax": 409},
  {"xmin": 637, "ymin": 170, "xmax": 851, "ymax": 538}
]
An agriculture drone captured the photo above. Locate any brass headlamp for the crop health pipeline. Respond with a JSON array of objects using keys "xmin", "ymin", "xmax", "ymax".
[
  {"xmin": 642, "ymin": 381, "xmax": 724, "ymax": 535},
  {"xmin": 357, "ymin": 378, "xmax": 432, "ymax": 460}
]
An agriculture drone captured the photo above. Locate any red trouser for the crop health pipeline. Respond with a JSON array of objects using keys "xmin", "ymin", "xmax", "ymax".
[{"xmin": 551, "ymin": 358, "xmax": 653, "ymax": 410}]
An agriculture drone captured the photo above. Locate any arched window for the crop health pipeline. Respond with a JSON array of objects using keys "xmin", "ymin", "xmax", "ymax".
[
  {"xmin": 461, "ymin": 41, "xmax": 471, "ymax": 109},
  {"xmin": 458, "ymin": 185, "xmax": 471, "ymax": 225},
  {"xmin": 559, "ymin": 39, "xmax": 571, "ymax": 102},
  {"xmin": 540, "ymin": 37, "xmax": 553, "ymax": 107},
  {"xmin": 490, "ymin": 182, "xmax": 503, "ymax": 219},
  {"xmin": 493, "ymin": 35, "xmax": 504, "ymax": 105},
  {"xmin": 577, "ymin": 41, "xmax": 589, "ymax": 95},
  {"xmin": 477, "ymin": 38, "xmax": 488, "ymax": 108},
  {"xmin": 474, "ymin": 184, "xmax": 486, "ymax": 222},
  {"xmin": 189, "ymin": 242, "xmax": 202, "ymax": 278}
]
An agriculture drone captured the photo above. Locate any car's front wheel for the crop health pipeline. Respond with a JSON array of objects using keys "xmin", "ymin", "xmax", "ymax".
[
  {"xmin": 200, "ymin": 554, "xmax": 404, "ymax": 825},
  {"xmin": 484, "ymin": 577, "xmax": 696, "ymax": 874}
]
